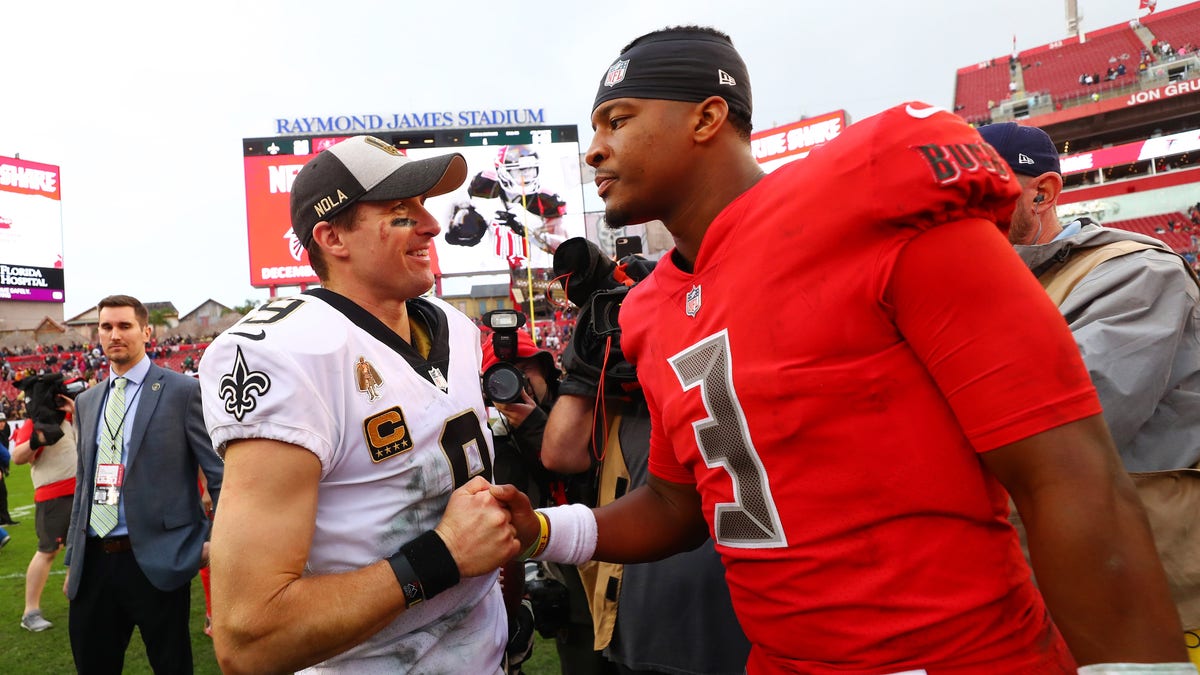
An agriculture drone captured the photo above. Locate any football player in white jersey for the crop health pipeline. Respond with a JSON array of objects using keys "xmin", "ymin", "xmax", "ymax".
[{"xmin": 200, "ymin": 135, "xmax": 522, "ymax": 674}]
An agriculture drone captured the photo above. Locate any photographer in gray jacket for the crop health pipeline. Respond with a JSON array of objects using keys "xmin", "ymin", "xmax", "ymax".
[{"xmin": 981, "ymin": 122, "xmax": 1200, "ymax": 471}]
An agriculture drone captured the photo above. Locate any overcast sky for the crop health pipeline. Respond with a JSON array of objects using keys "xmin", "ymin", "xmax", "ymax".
[{"xmin": 0, "ymin": 0, "xmax": 1186, "ymax": 318}]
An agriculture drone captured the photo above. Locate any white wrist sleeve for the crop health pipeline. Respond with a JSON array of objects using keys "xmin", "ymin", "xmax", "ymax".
[
  {"xmin": 1077, "ymin": 664, "xmax": 1197, "ymax": 674},
  {"xmin": 532, "ymin": 504, "xmax": 597, "ymax": 565}
]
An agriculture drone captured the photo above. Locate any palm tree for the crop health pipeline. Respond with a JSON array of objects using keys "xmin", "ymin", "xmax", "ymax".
[
  {"xmin": 232, "ymin": 299, "xmax": 261, "ymax": 316},
  {"xmin": 147, "ymin": 308, "xmax": 171, "ymax": 337}
]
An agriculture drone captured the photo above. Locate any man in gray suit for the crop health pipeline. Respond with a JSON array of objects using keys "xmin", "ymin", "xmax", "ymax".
[{"xmin": 64, "ymin": 294, "xmax": 224, "ymax": 674}]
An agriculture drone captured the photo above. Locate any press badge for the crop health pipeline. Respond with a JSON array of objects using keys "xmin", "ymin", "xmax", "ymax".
[{"xmin": 94, "ymin": 464, "xmax": 124, "ymax": 505}]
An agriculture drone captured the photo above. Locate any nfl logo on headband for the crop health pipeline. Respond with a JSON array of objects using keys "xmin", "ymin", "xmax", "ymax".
[{"xmin": 605, "ymin": 59, "xmax": 629, "ymax": 87}]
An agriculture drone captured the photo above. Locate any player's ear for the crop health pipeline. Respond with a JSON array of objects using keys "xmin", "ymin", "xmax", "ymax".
[
  {"xmin": 312, "ymin": 221, "xmax": 350, "ymax": 261},
  {"xmin": 693, "ymin": 96, "xmax": 729, "ymax": 143}
]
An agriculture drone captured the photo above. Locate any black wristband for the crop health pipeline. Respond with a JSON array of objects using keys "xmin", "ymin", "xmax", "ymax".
[
  {"xmin": 387, "ymin": 530, "xmax": 460, "ymax": 608},
  {"xmin": 387, "ymin": 551, "xmax": 426, "ymax": 608}
]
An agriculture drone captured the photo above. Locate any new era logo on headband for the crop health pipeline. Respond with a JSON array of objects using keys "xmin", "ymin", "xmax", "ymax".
[
  {"xmin": 718, "ymin": 69, "xmax": 736, "ymax": 86},
  {"xmin": 605, "ymin": 59, "xmax": 629, "ymax": 87},
  {"xmin": 1018, "ymin": 153, "xmax": 1035, "ymax": 165}
]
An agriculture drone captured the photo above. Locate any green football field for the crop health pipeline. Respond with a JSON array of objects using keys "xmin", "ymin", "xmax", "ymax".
[{"xmin": 0, "ymin": 462, "xmax": 562, "ymax": 674}]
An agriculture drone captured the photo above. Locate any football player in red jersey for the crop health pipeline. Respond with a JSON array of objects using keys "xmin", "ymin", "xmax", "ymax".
[{"xmin": 492, "ymin": 25, "xmax": 1190, "ymax": 675}]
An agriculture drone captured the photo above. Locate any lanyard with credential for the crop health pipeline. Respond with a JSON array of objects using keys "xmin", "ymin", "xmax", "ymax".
[{"xmin": 98, "ymin": 379, "xmax": 143, "ymax": 454}]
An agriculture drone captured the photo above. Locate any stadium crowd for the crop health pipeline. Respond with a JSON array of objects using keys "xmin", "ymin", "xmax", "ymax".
[
  {"xmin": 0, "ymin": 336, "xmax": 211, "ymax": 421},
  {"xmin": 0, "ymin": 317, "xmax": 581, "ymax": 424}
]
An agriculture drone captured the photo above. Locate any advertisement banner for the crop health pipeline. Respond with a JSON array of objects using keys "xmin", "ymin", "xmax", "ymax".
[
  {"xmin": 0, "ymin": 155, "xmax": 65, "ymax": 303},
  {"xmin": 751, "ymin": 111, "xmax": 848, "ymax": 170}
]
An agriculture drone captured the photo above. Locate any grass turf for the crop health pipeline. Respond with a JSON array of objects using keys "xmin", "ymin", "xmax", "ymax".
[{"xmin": 0, "ymin": 462, "xmax": 562, "ymax": 673}]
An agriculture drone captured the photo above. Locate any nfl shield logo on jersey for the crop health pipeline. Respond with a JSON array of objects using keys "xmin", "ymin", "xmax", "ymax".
[
  {"xmin": 685, "ymin": 285, "xmax": 702, "ymax": 317},
  {"xmin": 605, "ymin": 59, "xmax": 629, "ymax": 87},
  {"xmin": 429, "ymin": 367, "xmax": 449, "ymax": 393}
]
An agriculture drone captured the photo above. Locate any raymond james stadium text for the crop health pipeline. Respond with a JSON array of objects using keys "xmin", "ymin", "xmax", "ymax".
[{"xmin": 274, "ymin": 108, "xmax": 546, "ymax": 135}]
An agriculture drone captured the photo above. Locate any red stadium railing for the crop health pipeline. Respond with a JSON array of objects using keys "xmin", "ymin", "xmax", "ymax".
[
  {"xmin": 1020, "ymin": 26, "xmax": 1146, "ymax": 107},
  {"xmin": 953, "ymin": 59, "xmax": 1016, "ymax": 126},
  {"xmin": 1141, "ymin": 2, "xmax": 1200, "ymax": 53},
  {"xmin": 1105, "ymin": 212, "xmax": 1198, "ymax": 253}
]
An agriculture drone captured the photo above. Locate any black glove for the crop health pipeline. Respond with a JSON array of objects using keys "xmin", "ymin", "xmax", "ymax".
[
  {"xmin": 495, "ymin": 211, "xmax": 526, "ymax": 237},
  {"xmin": 446, "ymin": 203, "xmax": 487, "ymax": 246},
  {"xmin": 558, "ymin": 298, "xmax": 638, "ymax": 399},
  {"xmin": 30, "ymin": 422, "xmax": 64, "ymax": 450},
  {"xmin": 617, "ymin": 254, "xmax": 657, "ymax": 282}
]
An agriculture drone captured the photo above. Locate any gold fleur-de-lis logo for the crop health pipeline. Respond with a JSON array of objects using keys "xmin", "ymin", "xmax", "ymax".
[{"xmin": 219, "ymin": 346, "xmax": 271, "ymax": 421}]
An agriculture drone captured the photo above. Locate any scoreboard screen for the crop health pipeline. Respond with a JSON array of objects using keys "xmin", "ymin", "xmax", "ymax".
[
  {"xmin": 0, "ymin": 155, "xmax": 65, "ymax": 303},
  {"xmin": 241, "ymin": 125, "xmax": 586, "ymax": 288}
]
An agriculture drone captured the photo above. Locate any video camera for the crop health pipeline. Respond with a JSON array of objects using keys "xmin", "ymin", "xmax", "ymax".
[
  {"xmin": 481, "ymin": 309, "xmax": 534, "ymax": 404},
  {"xmin": 552, "ymin": 238, "xmax": 628, "ymax": 337},
  {"xmin": 551, "ymin": 238, "xmax": 655, "ymax": 398},
  {"xmin": 14, "ymin": 372, "xmax": 85, "ymax": 449}
]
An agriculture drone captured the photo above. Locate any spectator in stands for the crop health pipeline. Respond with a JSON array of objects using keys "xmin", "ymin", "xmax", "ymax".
[
  {"xmin": 1118, "ymin": 62, "xmax": 1128, "ymax": 76},
  {"xmin": 981, "ymin": 121, "xmax": 1200, "ymax": 472},
  {"xmin": 495, "ymin": 25, "xmax": 1188, "ymax": 673}
]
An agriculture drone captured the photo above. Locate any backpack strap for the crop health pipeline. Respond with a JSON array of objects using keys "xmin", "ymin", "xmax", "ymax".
[{"xmin": 1039, "ymin": 240, "xmax": 1160, "ymax": 305}]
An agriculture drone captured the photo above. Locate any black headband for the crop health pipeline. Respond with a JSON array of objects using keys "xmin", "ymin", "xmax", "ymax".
[{"xmin": 592, "ymin": 30, "xmax": 752, "ymax": 116}]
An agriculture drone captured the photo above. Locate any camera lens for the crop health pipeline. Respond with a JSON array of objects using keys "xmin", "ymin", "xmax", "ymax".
[{"xmin": 483, "ymin": 363, "xmax": 528, "ymax": 404}]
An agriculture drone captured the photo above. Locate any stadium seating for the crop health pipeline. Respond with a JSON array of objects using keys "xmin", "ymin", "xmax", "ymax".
[
  {"xmin": 0, "ymin": 343, "xmax": 210, "ymax": 416},
  {"xmin": 1105, "ymin": 211, "xmax": 1197, "ymax": 252},
  {"xmin": 1020, "ymin": 25, "xmax": 1146, "ymax": 106},
  {"xmin": 1142, "ymin": 3, "xmax": 1200, "ymax": 52},
  {"xmin": 953, "ymin": 18, "xmax": 1156, "ymax": 123},
  {"xmin": 953, "ymin": 61, "xmax": 1013, "ymax": 125}
]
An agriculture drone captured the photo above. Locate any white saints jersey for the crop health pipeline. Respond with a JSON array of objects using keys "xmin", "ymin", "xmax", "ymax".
[{"xmin": 200, "ymin": 290, "xmax": 504, "ymax": 674}]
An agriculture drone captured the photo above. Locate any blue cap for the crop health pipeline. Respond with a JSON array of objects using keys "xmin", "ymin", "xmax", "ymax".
[{"xmin": 978, "ymin": 122, "xmax": 1061, "ymax": 177}]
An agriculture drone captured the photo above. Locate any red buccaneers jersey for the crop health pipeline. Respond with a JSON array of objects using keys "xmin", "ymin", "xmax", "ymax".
[{"xmin": 620, "ymin": 103, "xmax": 1100, "ymax": 674}]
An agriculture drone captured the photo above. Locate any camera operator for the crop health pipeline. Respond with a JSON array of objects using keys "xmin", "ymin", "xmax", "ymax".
[
  {"xmin": 541, "ymin": 238, "xmax": 750, "ymax": 675},
  {"xmin": 481, "ymin": 312, "xmax": 613, "ymax": 675},
  {"xmin": 12, "ymin": 373, "xmax": 83, "ymax": 632}
]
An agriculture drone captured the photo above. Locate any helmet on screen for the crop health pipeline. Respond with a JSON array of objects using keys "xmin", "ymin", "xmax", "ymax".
[{"xmin": 495, "ymin": 145, "xmax": 540, "ymax": 196}]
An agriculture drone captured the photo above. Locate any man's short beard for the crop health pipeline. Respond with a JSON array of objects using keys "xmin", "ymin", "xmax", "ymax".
[{"xmin": 604, "ymin": 207, "xmax": 634, "ymax": 229}]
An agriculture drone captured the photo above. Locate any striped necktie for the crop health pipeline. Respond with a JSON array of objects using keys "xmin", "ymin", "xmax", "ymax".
[{"xmin": 89, "ymin": 377, "xmax": 127, "ymax": 537}]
